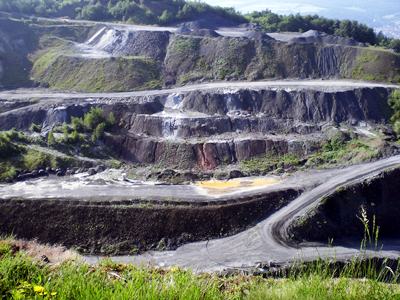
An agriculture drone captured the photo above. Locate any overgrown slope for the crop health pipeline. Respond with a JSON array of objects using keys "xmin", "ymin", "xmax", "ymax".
[{"xmin": 30, "ymin": 32, "xmax": 400, "ymax": 92}]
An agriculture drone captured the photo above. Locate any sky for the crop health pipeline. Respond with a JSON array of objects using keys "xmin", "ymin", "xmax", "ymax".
[{"xmin": 203, "ymin": 0, "xmax": 400, "ymax": 37}]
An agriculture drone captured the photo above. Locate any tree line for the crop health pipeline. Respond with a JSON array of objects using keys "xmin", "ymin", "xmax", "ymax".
[
  {"xmin": 0, "ymin": 0, "xmax": 399, "ymax": 52},
  {"xmin": 0, "ymin": 0, "xmax": 245, "ymax": 25},
  {"xmin": 246, "ymin": 10, "xmax": 400, "ymax": 51}
]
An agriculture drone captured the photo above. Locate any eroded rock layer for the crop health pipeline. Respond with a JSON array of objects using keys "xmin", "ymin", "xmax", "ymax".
[{"xmin": 0, "ymin": 85, "xmax": 394, "ymax": 169}]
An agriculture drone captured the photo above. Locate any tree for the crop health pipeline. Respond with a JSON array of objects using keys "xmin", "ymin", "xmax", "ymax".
[
  {"xmin": 47, "ymin": 130, "xmax": 56, "ymax": 146},
  {"xmin": 92, "ymin": 122, "xmax": 106, "ymax": 142},
  {"xmin": 79, "ymin": 3, "xmax": 109, "ymax": 21},
  {"xmin": 390, "ymin": 39, "xmax": 400, "ymax": 53},
  {"xmin": 159, "ymin": 9, "xmax": 174, "ymax": 24},
  {"xmin": 83, "ymin": 107, "xmax": 105, "ymax": 131}
]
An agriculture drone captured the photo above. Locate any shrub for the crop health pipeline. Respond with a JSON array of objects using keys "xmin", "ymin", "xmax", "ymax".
[
  {"xmin": 23, "ymin": 150, "xmax": 52, "ymax": 170},
  {"xmin": 29, "ymin": 123, "xmax": 42, "ymax": 133},
  {"xmin": 62, "ymin": 123, "xmax": 70, "ymax": 141},
  {"xmin": 4, "ymin": 129, "xmax": 27, "ymax": 142},
  {"xmin": 390, "ymin": 39, "xmax": 400, "ymax": 53},
  {"xmin": 47, "ymin": 130, "xmax": 56, "ymax": 146},
  {"xmin": 71, "ymin": 117, "xmax": 84, "ymax": 132},
  {"xmin": 83, "ymin": 107, "xmax": 105, "ymax": 131},
  {"xmin": 91, "ymin": 122, "xmax": 106, "ymax": 142},
  {"xmin": 0, "ymin": 132, "xmax": 21, "ymax": 159},
  {"xmin": 69, "ymin": 130, "xmax": 82, "ymax": 144},
  {"xmin": 0, "ymin": 163, "xmax": 17, "ymax": 182}
]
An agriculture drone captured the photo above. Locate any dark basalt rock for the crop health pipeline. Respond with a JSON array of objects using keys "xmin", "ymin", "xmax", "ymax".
[{"xmin": 288, "ymin": 167, "xmax": 400, "ymax": 243}]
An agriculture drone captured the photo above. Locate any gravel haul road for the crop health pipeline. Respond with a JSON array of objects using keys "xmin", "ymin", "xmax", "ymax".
[
  {"xmin": 86, "ymin": 156, "xmax": 400, "ymax": 272},
  {"xmin": 0, "ymin": 80, "xmax": 398, "ymax": 100}
]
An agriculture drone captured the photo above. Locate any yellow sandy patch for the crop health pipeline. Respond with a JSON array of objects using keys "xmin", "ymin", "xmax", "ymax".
[{"xmin": 195, "ymin": 177, "xmax": 280, "ymax": 194}]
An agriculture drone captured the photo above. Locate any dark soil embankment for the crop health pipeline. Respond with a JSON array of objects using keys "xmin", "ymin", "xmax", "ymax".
[
  {"xmin": 288, "ymin": 167, "xmax": 400, "ymax": 243},
  {"xmin": 0, "ymin": 189, "xmax": 300, "ymax": 255}
]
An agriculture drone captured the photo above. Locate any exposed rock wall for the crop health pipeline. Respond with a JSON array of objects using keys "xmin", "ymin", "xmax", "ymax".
[
  {"xmin": 29, "ymin": 26, "xmax": 400, "ymax": 91},
  {"xmin": 0, "ymin": 86, "xmax": 394, "ymax": 169},
  {"xmin": 178, "ymin": 87, "xmax": 392, "ymax": 123},
  {"xmin": 164, "ymin": 35, "xmax": 400, "ymax": 86},
  {"xmin": 288, "ymin": 167, "xmax": 400, "ymax": 243},
  {"xmin": 105, "ymin": 134, "xmax": 320, "ymax": 170},
  {"xmin": 0, "ymin": 18, "xmax": 37, "ymax": 88},
  {"xmin": 0, "ymin": 189, "xmax": 300, "ymax": 254}
]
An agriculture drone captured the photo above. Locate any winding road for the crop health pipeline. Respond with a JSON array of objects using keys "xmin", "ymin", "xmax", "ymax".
[
  {"xmin": 1, "ymin": 79, "xmax": 400, "ymax": 272},
  {"xmin": 85, "ymin": 155, "xmax": 400, "ymax": 272},
  {"xmin": 0, "ymin": 80, "xmax": 399, "ymax": 101}
]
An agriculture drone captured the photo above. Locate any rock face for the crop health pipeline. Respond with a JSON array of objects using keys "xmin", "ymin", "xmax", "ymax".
[
  {"xmin": 288, "ymin": 167, "xmax": 400, "ymax": 243},
  {"xmin": 26, "ymin": 20, "xmax": 400, "ymax": 91},
  {"xmin": 0, "ymin": 17, "xmax": 398, "ymax": 92},
  {"xmin": 0, "ymin": 189, "xmax": 300, "ymax": 254},
  {"xmin": 0, "ymin": 18, "xmax": 37, "ymax": 88},
  {"xmin": 0, "ymin": 85, "xmax": 394, "ymax": 169},
  {"xmin": 85, "ymin": 27, "xmax": 171, "ymax": 61}
]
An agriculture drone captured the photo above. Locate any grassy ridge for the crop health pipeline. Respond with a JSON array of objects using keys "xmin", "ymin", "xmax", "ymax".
[{"xmin": 32, "ymin": 52, "xmax": 162, "ymax": 92}]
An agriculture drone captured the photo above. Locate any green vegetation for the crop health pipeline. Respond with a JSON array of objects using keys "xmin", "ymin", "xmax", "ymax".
[
  {"xmin": 0, "ymin": 130, "xmax": 25, "ymax": 181},
  {"xmin": 390, "ymin": 39, "xmax": 400, "ymax": 53},
  {"xmin": 32, "ymin": 53, "xmax": 161, "ymax": 92},
  {"xmin": 47, "ymin": 130, "xmax": 55, "ymax": 146},
  {"xmin": 0, "ymin": 0, "xmax": 244, "ymax": 25},
  {"xmin": 171, "ymin": 36, "xmax": 200, "ymax": 55},
  {"xmin": 389, "ymin": 90, "xmax": 400, "ymax": 135},
  {"xmin": 0, "ymin": 108, "xmax": 117, "ymax": 182},
  {"xmin": 246, "ymin": 10, "xmax": 400, "ymax": 50},
  {"xmin": 2, "ymin": 0, "xmax": 398, "ymax": 48},
  {"xmin": 0, "ymin": 129, "xmax": 79, "ymax": 181},
  {"xmin": 240, "ymin": 134, "xmax": 381, "ymax": 174},
  {"xmin": 0, "ymin": 163, "xmax": 17, "ymax": 182},
  {"xmin": 53, "ymin": 107, "xmax": 115, "ymax": 147},
  {"xmin": 1, "ymin": 237, "xmax": 400, "ymax": 299},
  {"xmin": 307, "ymin": 136, "xmax": 379, "ymax": 167},
  {"xmin": 23, "ymin": 149, "xmax": 54, "ymax": 170},
  {"xmin": 29, "ymin": 123, "xmax": 42, "ymax": 133},
  {"xmin": 240, "ymin": 153, "xmax": 300, "ymax": 174},
  {"xmin": 348, "ymin": 48, "xmax": 400, "ymax": 83},
  {"xmin": 0, "ymin": 130, "xmax": 24, "ymax": 159}
]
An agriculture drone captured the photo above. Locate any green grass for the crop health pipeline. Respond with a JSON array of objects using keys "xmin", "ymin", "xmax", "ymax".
[
  {"xmin": 240, "ymin": 134, "xmax": 381, "ymax": 175},
  {"xmin": 171, "ymin": 37, "xmax": 200, "ymax": 55},
  {"xmin": 32, "ymin": 51, "xmax": 161, "ymax": 92},
  {"xmin": 350, "ymin": 48, "xmax": 400, "ymax": 83},
  {"xmin": 0, "ymin": 130, "xmax": 86, "ymax": 182},
  {"xmin": 1, "ymin": 242, "xmax": 400, "ymax": 300},
  {"xmin": 306, "ymin": 138, "xmax": 379, "ymax": 168},
  {"xmin": 240, "ymin": 153, "xmax": 301, "ymax": 174}
]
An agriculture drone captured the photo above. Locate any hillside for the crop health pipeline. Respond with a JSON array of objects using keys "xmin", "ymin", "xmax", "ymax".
[
  {"xmin": 0, "ymin": 0, "xmax": 245, "ymax": 26},
  {"xmin": 0, "ymin": 15, "xmax": 398, "ymax": 91}
]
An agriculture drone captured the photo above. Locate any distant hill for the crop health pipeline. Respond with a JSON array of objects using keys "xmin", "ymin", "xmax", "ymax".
[{"xmin": 0, "ymin": 0, "xmax": 245, "ymax": 26}]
